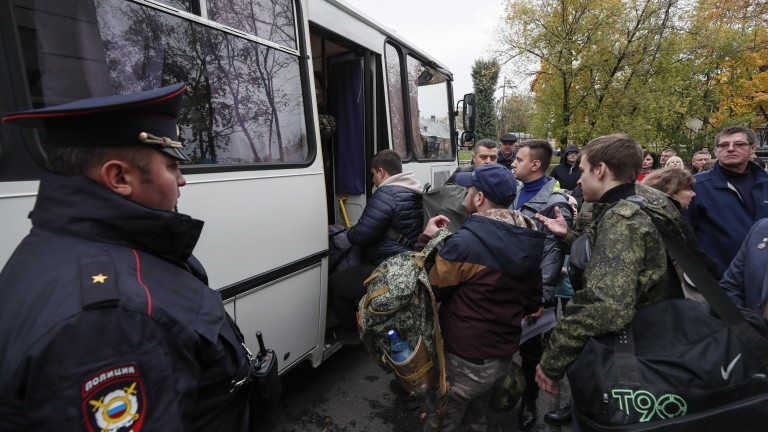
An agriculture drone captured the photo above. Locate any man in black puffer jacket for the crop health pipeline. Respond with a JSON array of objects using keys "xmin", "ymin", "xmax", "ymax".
[
  {"xmin": 329, "ymin": 150, "xmax": 423, "ymax": 346},
  {"xmin": 348, "ymin": 149, "xmax": 423, "ymax": 265}
]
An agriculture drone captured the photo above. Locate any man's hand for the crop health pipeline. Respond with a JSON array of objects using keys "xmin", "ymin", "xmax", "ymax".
[
  {"xmin": 534, "ymin": 206, "xmax": 568, "ymax": 238},
  {"xmin": 423, "ymin": 215, "xmax": 451, "ymax": 237},
  {"xmin": 535, "ymin": 364, "xmax": 558, "ymax": 395},
  {"xmin": 523, "ymin": 306, "xmax": 544, "ymax": 325}
]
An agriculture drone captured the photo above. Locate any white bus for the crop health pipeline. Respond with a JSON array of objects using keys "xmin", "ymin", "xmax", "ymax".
[{"xmin": 0, "ymin": 0, "xmax": 473, "ymax": 374}]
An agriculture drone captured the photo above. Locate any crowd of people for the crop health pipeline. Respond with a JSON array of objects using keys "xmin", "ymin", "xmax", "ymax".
[
  {"xmin": 338, "ymin": 126, "xmax": 768, "ymax": 431},
  {"xmin": 1, "ymin": 82, "xmax": 766, "ymax": 431}
]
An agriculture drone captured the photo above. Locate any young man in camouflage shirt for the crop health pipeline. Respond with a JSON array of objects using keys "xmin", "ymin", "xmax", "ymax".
[{"xmin": 533, "ymin": 135, "xmax": 685, "ymax": 411}]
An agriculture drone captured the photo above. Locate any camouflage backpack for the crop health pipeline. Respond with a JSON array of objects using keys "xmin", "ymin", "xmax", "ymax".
[{"xmin": 358, "ymin": 228, "xmax": 452, "ymax": 397}]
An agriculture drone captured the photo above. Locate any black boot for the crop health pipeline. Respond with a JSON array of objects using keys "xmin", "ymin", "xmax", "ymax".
[
  {"xmin": 544, "ymin": 404, "xmax": 572, "ymax": 426},
  {"xmin": 518, "ymin": 398, "xmax": 537, "ymax": 431}
]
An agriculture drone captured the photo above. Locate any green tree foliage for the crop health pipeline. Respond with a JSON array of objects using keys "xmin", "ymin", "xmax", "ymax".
[
  {"xmin": 498, "ymin": 90, "xmax": 534, "ymax": 134},
  {"xmin": 471, "ymin": 58, "xmax": 501, "ymax": 140},
  {"xmin": 499, "ymin": 0, "xmax": 768, "ymax": 154}
]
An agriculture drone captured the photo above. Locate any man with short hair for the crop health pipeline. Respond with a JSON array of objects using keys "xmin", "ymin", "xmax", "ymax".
[
  {"xmin": 0, "ymin": 84, "xmax": 254, "ymax": 431},
  {"xmin": 533, "ymin": 135, "xmax": 686, "ymax": 428},
  {"xmin": 420, "ymin": 164, "xmax": 545, "ymax": 432},
  {"xmin": 660, "ymin": 148, "xmax": 676, "ymax": 166},
  {"xmin": 511, "ymin": 139, "xmax": 573, "ymax": 430},
  {"xmin": 498, "ymin": 132, "xmax": 518, "ymax": 169},
  {"xmin": 690, "ymin": 150, "xmax": 712, "ymax": 175},
  {"xmin": 446, "ymin": 138, "xmax": 499, "ymax": 183},
  {"xmin": 348, "ymin": 149, "xmax": 423, "ymax": 265},
  {"xmin": 686, "ymin": 125, "xmax": 768, "ymax": 272}
]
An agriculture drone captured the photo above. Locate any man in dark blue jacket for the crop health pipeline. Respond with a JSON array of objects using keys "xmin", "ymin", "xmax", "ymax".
[
  {"xmin": 0, "ymin": 84, "xmax": 253, "ymax": 431},
  {"xmin": 329, "ymin": 150, "xmax": 424, "ymax": 347},
  {"xmin": 347, "ymin": 149, "xmax": 423, "ymax": 265},
  {"xmin": 686, "ymin": 125, "xmax": 768, "ymax": 273}
]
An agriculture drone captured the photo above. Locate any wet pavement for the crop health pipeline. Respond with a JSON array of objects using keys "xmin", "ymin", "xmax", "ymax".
[{"xmin": 261, "ymin": 343, "xmax": 573, "ymax": 431}]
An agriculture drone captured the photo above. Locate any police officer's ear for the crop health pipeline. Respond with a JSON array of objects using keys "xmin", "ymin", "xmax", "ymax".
[{"xmin": 96, "ymin": 160, "xmax": 135, "ymax": 198}]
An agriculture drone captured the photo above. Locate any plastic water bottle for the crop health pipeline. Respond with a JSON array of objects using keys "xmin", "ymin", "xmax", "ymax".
[{"xmin": 387, "ymin": 329, "xmax": 414, "ymax": 363}]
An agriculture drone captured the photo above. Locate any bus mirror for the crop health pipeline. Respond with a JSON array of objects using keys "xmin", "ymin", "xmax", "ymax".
[
  {"xmin": 461, "ymin": 131, "xmax": 475, "ymax": 147},
  {"xmin": 462, "ymin": 93, "xmax": 476, "ymax": 133}
]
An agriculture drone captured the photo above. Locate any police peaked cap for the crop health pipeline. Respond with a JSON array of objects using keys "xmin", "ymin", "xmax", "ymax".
[
  {"xmin": 500, "ymin": 133, "xmax": 518, "ymax": 143},
  {"xmin": 1, "ymin": 83, "xmax": 189, "ymax": 161}
]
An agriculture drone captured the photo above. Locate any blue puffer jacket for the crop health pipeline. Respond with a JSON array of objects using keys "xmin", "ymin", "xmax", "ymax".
[
  {"xmin": 685, "ymin": 161, "xmax": 768, "ymax": 273},
  {"xmin": 348, "ymin": 172, "xmax": 423, "ymax": 265}
]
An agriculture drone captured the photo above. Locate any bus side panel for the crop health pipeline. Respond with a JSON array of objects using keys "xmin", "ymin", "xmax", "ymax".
[
  {"xmin": 180, "ymin": 170, "xmax": 328, "ymax": 289},
  {"xmin": 226, "ymin": 263, "xmax": 324, "ymax": 373}
]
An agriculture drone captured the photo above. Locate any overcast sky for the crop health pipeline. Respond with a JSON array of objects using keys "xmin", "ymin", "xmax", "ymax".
[{"xmin": 342, "ymin": 0, "xmax": 515, "ymax": 101}]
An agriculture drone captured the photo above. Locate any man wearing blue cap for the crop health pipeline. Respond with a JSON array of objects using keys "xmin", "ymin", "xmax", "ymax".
[
  {"xmin": 0, "ymin": 84, "xmax": 254, "ymax": 431},
  {"xmin": 418, "ymin": 164, "xmax": 546, "ymax": 432}
]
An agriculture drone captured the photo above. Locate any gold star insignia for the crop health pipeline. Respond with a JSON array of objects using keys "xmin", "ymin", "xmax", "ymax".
[{"xmin": 91, "ymin": 273, "xmax": 109, "ymax": 284}]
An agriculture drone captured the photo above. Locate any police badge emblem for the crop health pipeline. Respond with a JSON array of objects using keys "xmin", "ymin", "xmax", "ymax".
[{"xmin": 81, "ymin": 363, "xmax": 146, "ymax": 432}]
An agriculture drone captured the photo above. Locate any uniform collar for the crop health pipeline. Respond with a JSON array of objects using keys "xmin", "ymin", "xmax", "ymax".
[{"xmin": 31, "ymin": 173, "xmax": 204, "ymax": 266}]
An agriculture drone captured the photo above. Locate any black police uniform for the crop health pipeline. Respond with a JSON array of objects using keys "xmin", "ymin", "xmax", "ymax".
[{"xmin": 0, "ymin": 84, "xmax": 252, "ymax": 431}]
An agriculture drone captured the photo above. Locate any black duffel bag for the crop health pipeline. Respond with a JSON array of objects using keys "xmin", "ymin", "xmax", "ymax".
[
  {"xmin": 567, "ymin": 299, "xmax": 768, "ymax": 431},
  {"xmin": 566, "ymin": 204, "xmax": 768, "ymax": 431}
]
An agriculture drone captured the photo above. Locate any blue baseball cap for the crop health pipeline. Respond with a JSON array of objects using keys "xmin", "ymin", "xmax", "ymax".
[
  {"xmin": 455, "ymin": 164, "xmax": 517, "ymax": 205},
  {"xmin": 1, "ymin": 83, "xmax": 189, "ymax": 161}
]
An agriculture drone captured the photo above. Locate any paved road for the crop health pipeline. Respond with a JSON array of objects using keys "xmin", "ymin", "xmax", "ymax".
[{"xmin": 260, "ymin": 343, "xmax": 573, "ymax": 432}]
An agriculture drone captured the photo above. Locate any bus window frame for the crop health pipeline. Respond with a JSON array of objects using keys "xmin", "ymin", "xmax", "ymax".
[{"xmin": 383, "ymin": 38, "xmax": 456, "ymax": 164}]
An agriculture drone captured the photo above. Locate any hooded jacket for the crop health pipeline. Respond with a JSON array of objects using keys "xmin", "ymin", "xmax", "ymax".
[
  {"xmin": 550, "ymin": 145, "xmax": 581, "ymax": 191},
  {"xmin": 419, "ymin": 209, "xmax": 545, "ymax": 358},
  {"xmin": 348, "ymin": 171, "xmax": 423, "ymax": 265}
]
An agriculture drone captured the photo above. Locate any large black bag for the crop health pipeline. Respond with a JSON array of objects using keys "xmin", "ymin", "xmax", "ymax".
[
  {"xmin": 328, "ymin": 225, "xmax": 363, "ymax": 273},
  {"xmin": 566, "ymin": 204, "xmax": 768, "ymax": 431},
  {"xmin": 568, "ymin": 299, "xmax": 768, "ymax": 431}
]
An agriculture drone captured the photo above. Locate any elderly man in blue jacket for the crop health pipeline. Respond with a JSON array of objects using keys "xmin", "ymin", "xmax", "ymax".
[{"xmin": 686, "ymin": 125, "xmax": 768, "ymax": 273}]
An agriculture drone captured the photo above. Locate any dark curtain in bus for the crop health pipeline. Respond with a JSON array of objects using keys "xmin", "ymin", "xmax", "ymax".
[{"xmin": 330, "ymin": 59, "xmax": 365, "ymax": 195}]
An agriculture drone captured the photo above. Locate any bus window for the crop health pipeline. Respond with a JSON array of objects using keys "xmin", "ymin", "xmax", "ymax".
[
  {"xmin": 406, "ymin": 55, "xmax": 452, "ymax": 161},
  {"xmin": 207, "ymin": 0, "xmax": 298, "ymax": 50},
  {"xmin": 384, "ymin": 42, "xmax": 408, "ymax": 159},
  {"xmin": 11, "ymin": 0, "xmax": 309, "ymax": 166}
]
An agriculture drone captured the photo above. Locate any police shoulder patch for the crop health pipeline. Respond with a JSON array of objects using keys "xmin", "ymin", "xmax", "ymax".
[{"xmin": 81, "ymin": 363, "xmax": 146, "ymax": 432}]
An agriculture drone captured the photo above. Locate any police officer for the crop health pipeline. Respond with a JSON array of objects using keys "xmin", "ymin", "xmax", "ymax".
[
  {"xmin": 0, "ymin": 84, "xmax": 253, "ymax": 431},
  {"xmin": 498, "ymin": 132, "xmax": 518, "ymax": 169}
]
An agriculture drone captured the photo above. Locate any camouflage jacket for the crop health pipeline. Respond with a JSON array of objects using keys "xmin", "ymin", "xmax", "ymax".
[{"xmin": 541, "ymin": 183, "xmax": 685, "ymax": 380}]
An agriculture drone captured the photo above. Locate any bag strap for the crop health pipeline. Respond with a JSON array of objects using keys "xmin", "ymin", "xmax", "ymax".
[
  {"xmin": 422, "ymin": 228, "xmax": 452, "ymax": 257},
  {"xmin": 418, "ymin": 227, "xmax": 451, "ymax": 430},
  {"xmin": 329, "ymin": 245, "xmax": 355, "ymax": 274},
  {"xmin": 386, "ymin": 227, "xmax": 414, "ymax": 249},
  {"xmin": 422, "ymin": 259, "xmax": 450, "ymax": 431},
  {"xmin": 647, "ymin": 216, "xmax": 768, "ymax": 370}
]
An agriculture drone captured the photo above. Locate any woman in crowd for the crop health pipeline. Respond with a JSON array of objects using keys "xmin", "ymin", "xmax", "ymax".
[
  {"xmin": 637, "ymin": 150, "xmax": 660, "ymax": 182},
  {"xmin": 665, "ymin": 156, "xmax": 685, "ymax": 170},
  {"xmin": 642, "ymin": 168, "xmax": 722, "ymax": 282}
]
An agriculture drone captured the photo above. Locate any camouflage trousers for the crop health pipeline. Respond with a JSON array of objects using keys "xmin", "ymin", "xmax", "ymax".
[{"xmin": 423, "ymin": 352, "xmax": 513, "ymax": 432}]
